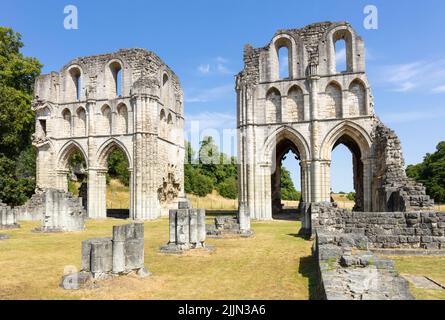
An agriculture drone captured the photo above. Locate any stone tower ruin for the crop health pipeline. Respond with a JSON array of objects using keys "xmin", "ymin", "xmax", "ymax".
[
  {"xmin": 236, "ymin": 22, "xmax": 433, "ymax": 233},
  {"xmin": 32, "ymin": 48, "xmax": 185, "ymax": 220}
]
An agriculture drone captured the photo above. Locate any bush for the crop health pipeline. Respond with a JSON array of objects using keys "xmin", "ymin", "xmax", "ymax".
[
  {"xmin": 347, "ymin": 192, "xmax": 356, "ymax": 201},
  {"xmin": 218, "ymin": 177, "xmax": 238, "ymax": 199},
  {"xmin": 191, "ymin": 173, "xmax": 213, "ymax": 197}
]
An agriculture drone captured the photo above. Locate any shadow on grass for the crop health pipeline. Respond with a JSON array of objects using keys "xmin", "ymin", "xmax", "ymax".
[{"xmin": 299, "ymin": 255, "xmax": 322, "ymax": 300}]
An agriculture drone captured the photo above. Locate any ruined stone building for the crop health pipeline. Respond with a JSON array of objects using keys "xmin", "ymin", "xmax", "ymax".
[
  {"xmin": 32, "ymin": 49, "xmax": 185, "ymax": 220},
  {"xmin": 236, "ymin": 22, "xmax": 433, "ymax": 233}
]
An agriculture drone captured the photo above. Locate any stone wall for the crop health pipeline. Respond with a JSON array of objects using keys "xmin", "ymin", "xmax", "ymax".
[
  {"xmin": 35, "ymin": 189, "xmax": 86, "ymax": 232},
  {"xmin": 371, "ymin": 121, "xmax": 434, "ymax": 212},
  {"xmin": 314, "ymin": 230, "xmax": 414, "ymax": 300},
  {"xmin": 311, "ymin": 203, "xmax": 445, "ymax": 250}
]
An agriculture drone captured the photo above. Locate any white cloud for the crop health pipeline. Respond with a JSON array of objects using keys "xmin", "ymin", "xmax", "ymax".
[
  {"xmin": 196, "ymin": 57, "xmax": 233, "ymax": 76},
  {"xmin": 198, "ymin": 64, "xmax": 210, "ymax": 74},
  {"xmin": 185, "ymin": 111, "xmax": 236, "ymax": 131},
  {"xmin": 184, "ymin": 84, "xmax": 233, "ymax": 103},
  {"xmin": 432, "ymin": 85, "xmax": 445, "ymax": 93},
  {"xmin": 376, "ymin": 59, "xmax": 445, "ymax": 93},
  {"xmin": 336, "ymin": 48, "xmax": 346, "ymax": 64}
]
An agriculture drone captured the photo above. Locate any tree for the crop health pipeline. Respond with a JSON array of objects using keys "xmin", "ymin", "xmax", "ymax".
[
  {"xmin": 107, "ymin": 149, "xmax": 129, "ymax": 186},
  {"xmin": 280, "ymin": 166, "xmax": 301, "ymax": 201},
  {"xmin": 0, "ymin": 27, "xmax": 42, "ymax": 205},
  {"xmin": 406, "ymin": 141, "xmax": 445, "ymax": 202},
  {"xmin": 218, "ymin": 176, "xmax": 238, "ymax": 199}
]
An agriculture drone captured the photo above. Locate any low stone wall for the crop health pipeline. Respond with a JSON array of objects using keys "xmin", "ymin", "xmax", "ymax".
[
  {"xmin": 15, "ymin": 190, "xmax": 46, "ymax": 221},
  {"xmin": 206, "ymin": 216, "xmax": 254, "ymax": 238},
  {"xmin": 311, "ymin": 203, "xmax": 445, "ymax": 250},
  {"xmin": 314, "ymin": 231, "xmax": 414, "ymax": 300}
]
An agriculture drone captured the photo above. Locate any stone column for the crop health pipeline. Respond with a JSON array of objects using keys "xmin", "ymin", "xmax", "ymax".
[
  {"xmin": 112, "ymin": 224, "xmax": 126, "ymax": 274},
  {"xmin": 87, "ymin": 168, "xmax": 107, "ymax": 219},
  {"xmin": 362, "ymin": 157, "xmax": 373, "ymax": 212}
]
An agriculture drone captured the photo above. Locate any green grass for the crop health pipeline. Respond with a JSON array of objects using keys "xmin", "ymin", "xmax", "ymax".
[
  {"xmin": 0, "ymin": 217, "xmax": 318, "ymax": 300},
  {"xmin": 390, "ymin": 255, "xmax": 445, "ymax": 300}
]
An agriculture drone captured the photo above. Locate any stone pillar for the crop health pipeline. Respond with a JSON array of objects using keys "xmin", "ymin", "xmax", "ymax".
[
  {"xmin": 112, "ymin": 224, "xmax": 126, "ymax": 274},
  {"xmin": 87, "ymin": 168, "xmax": 107, "ymax": 219},
  {"xmin": 362, "ymin": 158, "xmax": 373, "ymax": 212}
]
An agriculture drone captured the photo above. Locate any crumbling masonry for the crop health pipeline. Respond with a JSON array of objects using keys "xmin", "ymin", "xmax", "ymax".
[
  {"xmin": 235, "ymin": 22, "xmax": 433, "ymax": 233},
  {"xmin": 32, "ymin": 48, "xmax": 185, "ymax": 220}
]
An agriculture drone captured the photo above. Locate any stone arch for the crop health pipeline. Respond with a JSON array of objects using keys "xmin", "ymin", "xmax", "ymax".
[
  {"xmin": 324, "ymin": 81, "xmax": 343, "ymax": 119},
  {"xmin": 320, "ymin": 23, "xmax": 366, "ymax": 75},
  {"xmin": 101, "ymin": 104, "xmax": 112, "ymax": 135},
  {"xmin": 262, "ymin": 126, "xmax": 311, "ymax": 217},
  {"xmin": 320, "ymin": 121, "xmax": 372, "ymax": 212},
  {"xmin": 348, "ymin": 78, "xmax": 367, "ymax": 116},
  {"xmin": 263, "ymin": 126, "xmax": 311, "ymax": 163},
  {"xmin": 96, "ymin": 138, "xmax": 132, "ymax": 169},
  {"xmin": 320, "ymin": 121, "xmax": 372, "ymax": 160},
  {"xmin": 57, "ymin": 140, "xmax": 88, "ymax": 170},
  {"xmin": 105, "ymin": 59, "xmax": 123, "ymax": 98},
  {"xmin": 265, "ymin": 87, "xmax": 282, "ymax": 123},
  {"xmin": 167, "ymin": 113, "xmax": 173, "ymax": 125},
  {"xmin": 116, "ymin": 103, "xmax": 128, "ymax": 134},
  {"xmin": 74, "ymin": 106, "xmax": 87, "ymax": 136},
  {"xmin": 269, "ymin": 32, "xmax": 306, "ymax": 80},
  {"xmin": 287, "ymin": 85, "xmax": 304, "ymax": 122},
  {"xmin": 36, "ymin": 106, "xmax": 52, "ymax": 137},
  {"xmin": 61, "ymin": 108, "xmax": 72, "ymax": 137}
]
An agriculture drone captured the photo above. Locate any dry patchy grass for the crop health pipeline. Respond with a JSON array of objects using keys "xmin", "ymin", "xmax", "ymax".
[
  {"xmin": 389, "ymin": 255, "xmax": 445, "ymax": 300},
  {"xmin": 0, "ymin": 217, "xmax": 317, "ymax": 300}
]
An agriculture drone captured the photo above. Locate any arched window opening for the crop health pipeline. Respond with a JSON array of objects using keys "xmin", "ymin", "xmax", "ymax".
[
  {"xmin": 167, "ymin": 113, "xmax": 173, "ymax": 125},
  {"xmin": 116, "ymin": 104, "xmax": 128, "ymax": 134},
  {"xmin": 62, "ymin": 109, "xmax": 72, "ymax": 137},
  {"xmin": 266, "ymin": 88, "xmax": 282, "ymax": 123},
  {"xmin": 162, "ymin": 73, "xmax": 169, "ymax": 106},
  {"xmin": 278, "ymin": 46, "xmax": 290, "ymax": 80},
  {"xmin": 333, "ymin": 29, "xmax": 353, "ymax": 73},
  {"xmin": 101, "ymin": 105, "xmax": 112, "ymax": 135},
  {"xmin": 335, "ymin": 39, "xmax": 347, "ymax": 73},
  {"xmin": 330, "ymin": 135, "xmax": 364, "ymax": 212},
  {"xmin": 75, "ymin": 107, "xmax": 87, "ymax": 136},
  {"xmin": 68, "ymin": 67, "xmax": 81, "ymax": 101},
  {"xmin": 325, "ymin": 83, "xmax": 342, "ymax": 119},
  {"xmin": 106, "ymin": 147, "xmax": 130, "ymax": 219},
  {"xmin": 271, "ymin": 140, "xmax": 301, "ymax": 219},
  {"xmin": 287, "ymin": 86, "xmax": 304, "ymax": 122},
  {"xmin": 108, "ymin": 61, "xmax": 122, "ymax": 98}
]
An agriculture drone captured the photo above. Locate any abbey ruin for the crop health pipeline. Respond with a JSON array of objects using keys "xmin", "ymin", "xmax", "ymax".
[
  {"xmin": 235, "ymin": 22, "xmax": 434, "ymax": 234},
  {"xmin": 32, "ymin": 49, "xmax": 185, "ymax": 220}
]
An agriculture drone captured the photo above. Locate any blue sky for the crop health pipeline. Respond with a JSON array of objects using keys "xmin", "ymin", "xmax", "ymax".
[{"xmin": 2, "ymin": 0, "xmax": 445, "ymax": 192}]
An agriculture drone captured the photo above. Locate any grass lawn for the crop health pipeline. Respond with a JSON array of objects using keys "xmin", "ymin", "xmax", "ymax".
[
  {"xmin": 389, "ymin": 255, "xmax": 445, "ymax": 300},
  {"xmin": 0, "ymin": 216, "xmax": 318, "ymax": 300}
]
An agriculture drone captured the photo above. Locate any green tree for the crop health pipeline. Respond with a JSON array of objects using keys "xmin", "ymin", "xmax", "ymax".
[
  {"xmin": 280, "ymin": 166, "xmax": 301, "ymax": 201},
  {"xmin": 107, "ymin": 149, "xmax": 130, "ymax": 186},
  {"xmin": 218, "ymin": 176, "xmax": 238, "ymax": 199},
  {"xmin": 0, "ymin": 27, "xmax": 42, "ymax": 205},
  {"xmin": 406, "ymin": 141, "xmax": 445, "ymax": 202}
]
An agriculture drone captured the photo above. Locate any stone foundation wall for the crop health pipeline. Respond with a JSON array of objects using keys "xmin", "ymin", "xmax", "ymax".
[
  {"xmin": 311, "ymin": 203, "xmax": 445, "ymax": 249},
  {"xmin": 314, "ymin": 230, "xmax": 414, "ymax": 300}
]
